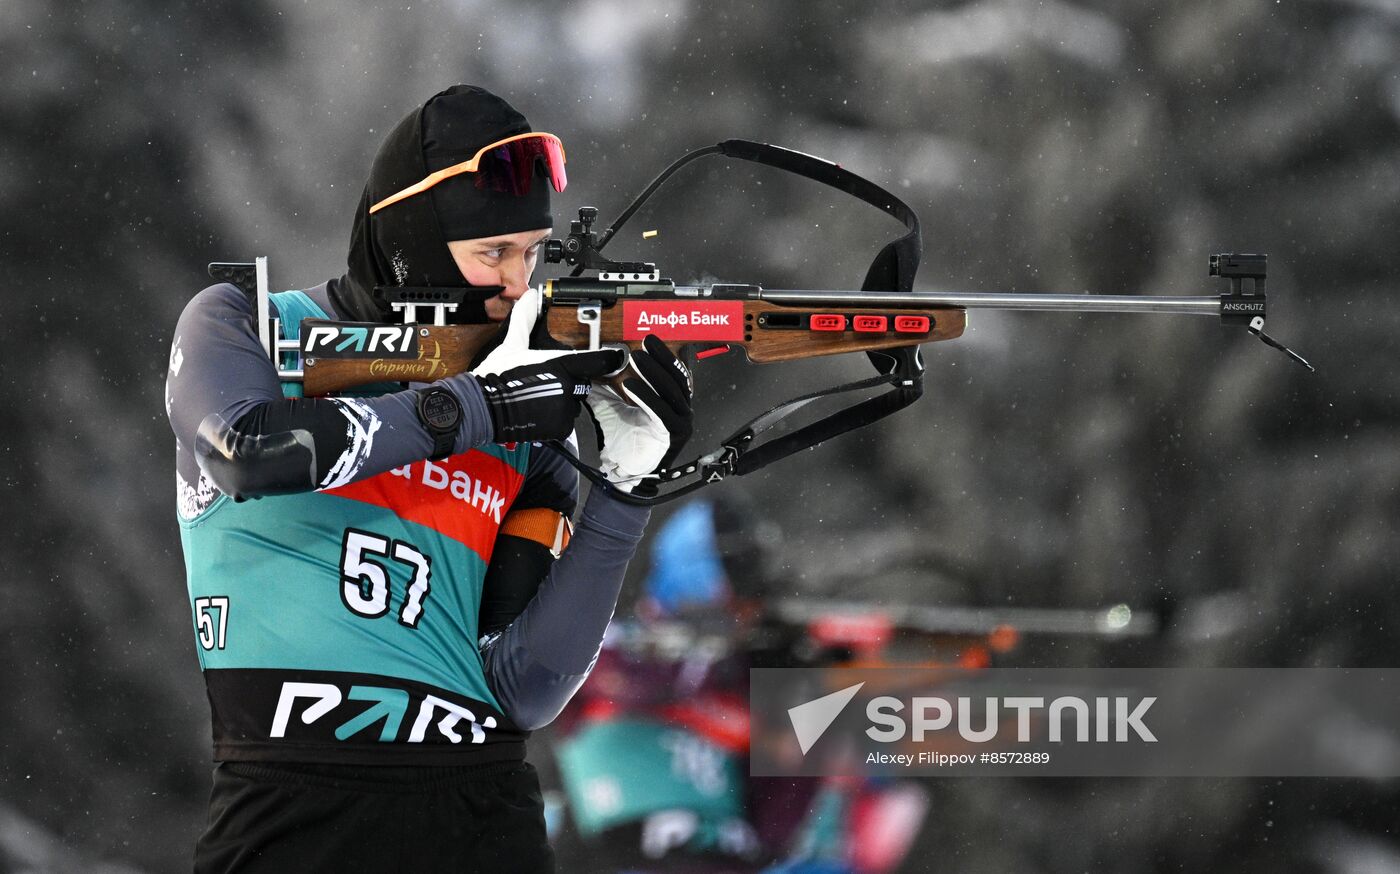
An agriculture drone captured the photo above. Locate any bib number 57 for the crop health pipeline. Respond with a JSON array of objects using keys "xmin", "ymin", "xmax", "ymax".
[
  {"xmin": 339, "ymin": 529, "xmax": 433, "ymax": 628},
  {"xmin": 195, "ymin": 596, "xmax": 229, "ymax": 650}
]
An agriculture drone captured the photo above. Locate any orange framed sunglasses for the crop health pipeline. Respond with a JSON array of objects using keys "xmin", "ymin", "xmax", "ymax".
[{"xmin": 369, "ymin": 132, "xmax": 567, "ymax": 215}]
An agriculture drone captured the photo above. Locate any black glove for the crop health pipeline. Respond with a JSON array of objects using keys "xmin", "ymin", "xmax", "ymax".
[
  {"xmin": 474, "ymin": 349, "xmax": 624, "ymax": 444},
  {"xmin": 585, "ymin": 334, "xmax": 694, "ymax": 495}
]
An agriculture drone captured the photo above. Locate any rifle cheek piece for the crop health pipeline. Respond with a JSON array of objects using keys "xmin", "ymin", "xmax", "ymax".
[{"xmin": 193, "ymin": 412, "xmax": 320, "ymax": 502}]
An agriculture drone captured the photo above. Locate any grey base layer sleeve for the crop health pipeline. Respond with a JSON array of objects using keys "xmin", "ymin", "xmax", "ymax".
[
  {"xmin": 168, "ymin": 282, "xmax": 494, "ymax": 501},
  {"xmin": 481, "ymin": 489, "xmax": 651, "ymax": 730},
  {"xmin": 170, "ymin": 279, "xmax": 652, "ymax": 733}
]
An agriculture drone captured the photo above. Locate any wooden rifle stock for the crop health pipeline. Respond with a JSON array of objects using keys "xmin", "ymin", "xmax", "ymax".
[
  {"xmin": 298, "ymin": 300, "xmax": 966, "ymax": 396},
  {"xmin": 544, "ymin": 300, "xmax": 965, "ymax": 363},
  {"xmin": 301, "ymin": 323, "xmax": 500, "ymax": 396}
]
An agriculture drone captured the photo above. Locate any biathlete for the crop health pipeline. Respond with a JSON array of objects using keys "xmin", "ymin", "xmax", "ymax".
[{"xmin": 166, "ymin": 84, "xmax": 691, "ymax": 872}]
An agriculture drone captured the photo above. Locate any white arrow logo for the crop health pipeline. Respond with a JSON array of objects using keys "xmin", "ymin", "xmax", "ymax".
[
  {"xmin": 787, "ymin": 682, "xmax": 864, "ymax": 755},
  {"xmin": 270, "ymin": 682, "xmax": 342, "ymax": 738}
]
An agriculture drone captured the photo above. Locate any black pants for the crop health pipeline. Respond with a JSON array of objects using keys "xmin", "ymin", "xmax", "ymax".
[{"xmin": 194, "ymin": 759, "xmax": 554, "ymax": 873}]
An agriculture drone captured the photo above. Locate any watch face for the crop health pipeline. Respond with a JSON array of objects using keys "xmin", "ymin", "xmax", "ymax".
[{"xmin": 419, "ymin": 390, "xmax": 461, "ymax": 431}]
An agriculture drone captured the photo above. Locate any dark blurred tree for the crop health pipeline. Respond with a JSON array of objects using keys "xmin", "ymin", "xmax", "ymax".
[
  {"xmin": 3, "ymin": 0, "xmax": 1398, "ymax": 870},
  {"xmin": 609, "ymin": 1, "xmax": 1400, "ymax": 872},
  {"xmin": 2, "ymin": 1, "xmax": 286, "ymax": 867}
]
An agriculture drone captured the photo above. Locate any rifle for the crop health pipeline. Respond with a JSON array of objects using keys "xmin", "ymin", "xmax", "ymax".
[{"xmin": 210, "ymin": 140, "xmax": 1311, "ymax": 505}]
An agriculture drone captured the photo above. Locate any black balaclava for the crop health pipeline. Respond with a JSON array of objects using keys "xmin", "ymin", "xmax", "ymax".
[{"xmin": 330, "ymin": 85, "xmax": 554, "ymax": 324}]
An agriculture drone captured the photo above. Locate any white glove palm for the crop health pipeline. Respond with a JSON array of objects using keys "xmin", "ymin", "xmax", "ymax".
[
  {"xmin": 587, "ymin": 385, "xmax": 670, "ymax": 492},
  {"xmin": 585, "ymin": 335, "xmax": 694, "ymax": 495}
]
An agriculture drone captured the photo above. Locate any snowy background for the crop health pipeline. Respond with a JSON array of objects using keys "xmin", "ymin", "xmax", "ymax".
[{"xmin": 3, "ymin": 0, "xmax": 1398, "ymax": 871}]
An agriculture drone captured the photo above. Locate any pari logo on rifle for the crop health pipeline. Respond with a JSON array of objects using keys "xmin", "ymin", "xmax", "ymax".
[
  {"xmin": 299, "ymin": 319, "xmax": 452, "ymax": 382},
  {"xmin": 302, "ymin": 320, "xmax": 421, "ymax": 359}
]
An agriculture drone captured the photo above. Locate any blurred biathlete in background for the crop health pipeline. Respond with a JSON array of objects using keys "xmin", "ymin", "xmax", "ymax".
[
  {"xmin": 547, "ymin": 495, "xmax": 930, "ymax": 873},
  {"xmin": 165, "ymin": 85, "xmax": 691, "ymax": 872},
  {"xmin": 544, "ymin": 493, "xmax": 1162, "ymax": 872}
]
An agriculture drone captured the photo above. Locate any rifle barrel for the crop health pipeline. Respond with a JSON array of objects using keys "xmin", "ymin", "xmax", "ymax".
[{"xmin": 758, "ymin": 289, "xmax": 1223, "ymax": 316}]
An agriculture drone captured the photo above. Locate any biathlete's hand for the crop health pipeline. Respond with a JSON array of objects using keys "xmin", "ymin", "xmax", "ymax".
[
  {"xmin": 585, "ymin": 334, "xmax": 694, "ymax": 495},
  {"xmin": 470, "ymin": 288, "xmax": 623, "ymax": 444}
]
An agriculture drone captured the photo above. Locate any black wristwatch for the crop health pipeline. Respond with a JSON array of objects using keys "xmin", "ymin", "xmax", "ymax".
[{"xmin": 415, "ymin": 387, "xmax": 462, "ymax": 460}]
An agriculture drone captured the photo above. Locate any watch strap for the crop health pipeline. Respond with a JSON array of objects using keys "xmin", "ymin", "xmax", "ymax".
[{"xmin": 415, "ymin": 387, "xmax": 461, "ymax": 461}]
